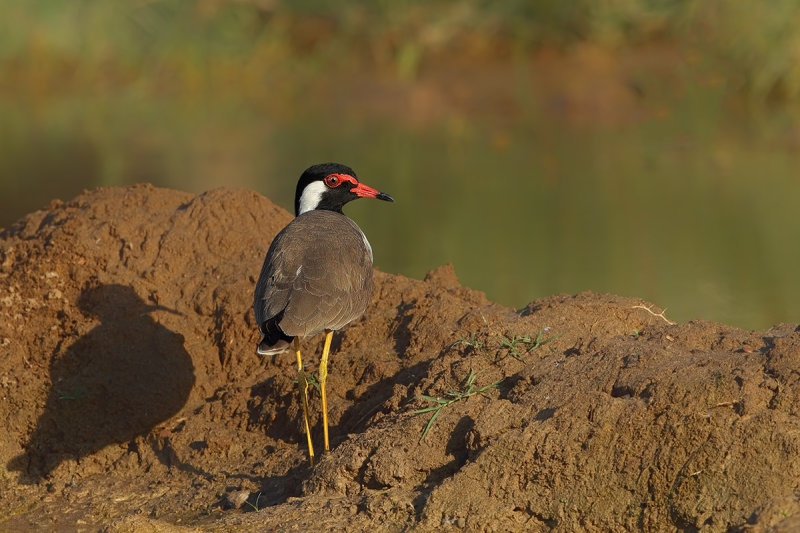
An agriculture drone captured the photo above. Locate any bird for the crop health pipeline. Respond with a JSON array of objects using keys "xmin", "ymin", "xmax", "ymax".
[{"xmin": 253, "ymin": 162, "xmax": 393, "ymax": 464}]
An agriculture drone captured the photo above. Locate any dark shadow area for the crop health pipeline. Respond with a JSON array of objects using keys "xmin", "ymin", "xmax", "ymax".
[
  {"xmin": 8, "ymin": 282, "xmax": 195, "ymax": 482},
  {"xmin": 326, "ymin": 300, "xmax": 426, "ymax": 441},
  {"xmin": 497, "ymin": 373, "xmax": 525, "ymax": 400},
  {"xmin": 251, "ymin": 461, "xmax": 310, "ymax": 510},
  {"xmin": 247, "ymin": 357, "xmax": 432, "ymax": 452},
  {"xmin": 210, "ymin": 447, "xmax": 310, "ymax": 511},
  {"xmin": 444, "ymin": 415, "xmax": 474, "ymax": 469},
  {"xmin": 411, "ymin": 415, "xmax": 475, "ymax": 518},
  {"xmin": 336, "ymin": 359, "xmax": 431, "ymax": 438},
  {"xmin": 390, "ymin": 301, "xmax": 415, "ymax": 356},
  {"xmin": 246, "ymin": 305, "xmax": 432, "ymax": 449},
  {"xmin": 214, "ymin": 460, "xmax": 309, "ymax": 512},
  {"xmin": 247, "ymin": 375, "xmax": 303, "ymax": 445},
  {"xmin": 534, "ymin": 407, "xmax": 557, "ymax": 421},
  {"xmin": 150, "ymin": 433, "xmax": 214, "ymax": 482}
]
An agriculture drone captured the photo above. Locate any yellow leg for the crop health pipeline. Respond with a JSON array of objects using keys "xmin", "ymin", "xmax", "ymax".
[
  {"xmin": 320, "ymin": 330, "xmax": 334, "ymax": 452},
  {"xmin": 294, "ymin": 338, "xmax": 315, "ymax": 465}
]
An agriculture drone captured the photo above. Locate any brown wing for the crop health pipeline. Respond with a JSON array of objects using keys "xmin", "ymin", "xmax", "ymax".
[{"xmin": 253, "ymin": 210, "xmax": 374, "ymax": 338}]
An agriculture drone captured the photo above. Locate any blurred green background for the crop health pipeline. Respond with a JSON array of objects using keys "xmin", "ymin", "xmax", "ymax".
[{"xmin": 2, "ymin": 0, "xmax": 800, "ymax": 330}]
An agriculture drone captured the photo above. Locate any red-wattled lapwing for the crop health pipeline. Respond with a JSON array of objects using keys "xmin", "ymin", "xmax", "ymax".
[{"xmin": 253, "ymin": 163, "xmax": 393, "ymax": 464}]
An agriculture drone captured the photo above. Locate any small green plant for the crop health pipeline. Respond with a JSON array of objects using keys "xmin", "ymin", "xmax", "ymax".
[
  {"xmin": 413, "ymin": 369, "xmax": 502, "ymax": 442},
  {"xmin": 57, "ymin": 387, "xmax": 89, "ymax": 401},
  {"xmin": 455, "ymin": 332, "xmax": 484, "ymax": 351},
  {"xmin": 497, "ymin": 335, "xmax": 529, "ymax": 361},
  {"xmin": 306, "ymin": 370, "xmax": 321, "ymax": 395},
  {"xmin": 293, "ymin": 371, "xmax": 321, "ymax": 395},
  {"xmin": 526, "ymin": 328, "xmax": 564, "ymax": 352},
  {"xmin": 243, "ymin": 492, "xmax": 262, "ymax": 512},
  {"xmin": 497, "ymin": 328, "xmax": 563, "ymax": 362}
]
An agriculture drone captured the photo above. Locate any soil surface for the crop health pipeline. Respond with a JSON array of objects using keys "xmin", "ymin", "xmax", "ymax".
[{"xmin": 1, "ymin": 185, "xmax": 799, "ymax": 532}]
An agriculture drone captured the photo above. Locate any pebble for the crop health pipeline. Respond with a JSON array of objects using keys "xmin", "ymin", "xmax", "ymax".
[
  {"xmin": 46, "ymin": 289, "xmax": 62, "ymax": 300},
  {"xmin": 224, "ymin": 490, "xmax": 251, "ymax": 509}
]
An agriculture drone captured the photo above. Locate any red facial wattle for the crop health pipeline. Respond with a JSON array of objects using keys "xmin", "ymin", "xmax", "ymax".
[{"xmin": 323, "ymin": 173, "xmax": 394, "ymax": 202}]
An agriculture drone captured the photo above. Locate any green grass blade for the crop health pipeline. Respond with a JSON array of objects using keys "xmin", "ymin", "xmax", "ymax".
[
  {"xmin": 419, "ymin": 406, "xmax": 443, "ymax": 442},
  {"xmin": 417, "ymin": 394, "xmax": 449, "ymax": 404},
  {"xmin": 475, "ymin": 379, "xmax": 503, "ymax": 395},
  {"xmin": 413, "ymin": 405, "xmax": 444, "ymax": 414},
  {"xmin": 527, "ymin": 330, "xmax": 564, "ymax": 352}
]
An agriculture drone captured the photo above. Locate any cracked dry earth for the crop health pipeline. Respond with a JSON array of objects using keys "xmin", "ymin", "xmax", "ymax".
[{"xmin": 1, "ymin": 185, "xmax": 799, "ymax": 532}]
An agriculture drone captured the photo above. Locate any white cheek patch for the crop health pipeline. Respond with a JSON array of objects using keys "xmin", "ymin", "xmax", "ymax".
[{"xmin": 298, "ymin": 181, "xmax": 327, "ymax": 214}]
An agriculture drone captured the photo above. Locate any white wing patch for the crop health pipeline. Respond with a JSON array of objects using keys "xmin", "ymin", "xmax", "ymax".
[{"xmin": 362, "ymin": 230, "xmax": 373, "ymax": 263}]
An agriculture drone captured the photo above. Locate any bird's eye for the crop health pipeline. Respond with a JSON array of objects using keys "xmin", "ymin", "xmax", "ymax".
[{"xmin": 324, "ymin": 174, "xmax": 341, "ymax": 187}]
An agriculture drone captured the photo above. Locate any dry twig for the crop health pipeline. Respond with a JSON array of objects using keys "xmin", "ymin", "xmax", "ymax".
[{"xmin": 631, "ymin": 304, "xmax": 675, "ymax": 325}]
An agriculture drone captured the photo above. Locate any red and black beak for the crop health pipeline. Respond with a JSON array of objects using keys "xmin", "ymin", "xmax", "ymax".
[{"xmin": 352, "ymin": 182, "xmax": 394, "ymax": 203}]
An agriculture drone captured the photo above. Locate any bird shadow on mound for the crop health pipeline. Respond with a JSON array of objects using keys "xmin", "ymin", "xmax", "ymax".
[{"xmin": 8, "ymin": 283, "xmax": 195, "ymax": 483}]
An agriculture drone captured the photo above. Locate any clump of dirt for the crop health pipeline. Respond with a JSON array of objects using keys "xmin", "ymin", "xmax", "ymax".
[{"xmin": 1, "ymin": 185, "xmax": 799, "ymax": 532}]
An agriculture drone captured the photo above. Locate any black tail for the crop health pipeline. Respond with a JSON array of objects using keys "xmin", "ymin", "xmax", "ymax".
[{"xmin": 257, "ymin": 314, "xmax": 293, "ymax": 355}]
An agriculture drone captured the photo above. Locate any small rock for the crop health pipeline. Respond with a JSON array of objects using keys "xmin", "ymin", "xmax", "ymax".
[
  {"xmin": 46, "ymin": 289, "xmax": 62, "ymax": 300},
  {"xmin": 224, "ymin": 490, "xmax": 251, "ymax": 510}
]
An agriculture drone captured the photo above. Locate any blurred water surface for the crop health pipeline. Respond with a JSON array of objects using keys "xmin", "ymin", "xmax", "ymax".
[{"xmin": 2, "ymin": 2, "xmax": 800, "ymax": 330}]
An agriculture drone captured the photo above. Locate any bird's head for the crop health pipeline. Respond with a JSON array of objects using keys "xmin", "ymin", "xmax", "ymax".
[{"xmin": 294, "ymin": 163, "xmax": 394, "ymax": 216}]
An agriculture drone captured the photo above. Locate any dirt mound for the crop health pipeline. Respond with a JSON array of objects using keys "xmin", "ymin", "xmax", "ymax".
[{"xmin": 1, "ymin": 185, "xmax": 799, "ymax": 531}]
